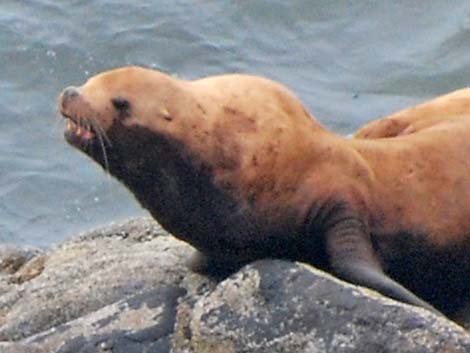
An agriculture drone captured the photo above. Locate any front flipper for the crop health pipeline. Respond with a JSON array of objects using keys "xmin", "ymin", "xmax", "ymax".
[
  {"xmin": 325, "ymin": 216, "xmax": 441, "ymax": 316},
  {"xmin": 186, "ymin": 250, "xmax": 247, "ymax": 280}
]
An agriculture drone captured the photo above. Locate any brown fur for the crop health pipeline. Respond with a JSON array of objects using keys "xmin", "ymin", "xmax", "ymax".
[
  {"xmin": 60, "ymin": 67, "xmax": 470, "ymax": 320},
  {"xmin": 354, "ymin": 88, "xmax": 470, "ymax": 138}
]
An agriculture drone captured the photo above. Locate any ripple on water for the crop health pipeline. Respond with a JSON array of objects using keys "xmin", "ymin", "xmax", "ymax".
[{"xmin": 2, "ymin": 1, "xmax": 470, "ymax": 246}]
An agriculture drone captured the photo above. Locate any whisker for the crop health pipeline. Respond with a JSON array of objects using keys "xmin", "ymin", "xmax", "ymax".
[
  {"xmin": 95, "ymin": 127, "xmax": 110, "ymax": 172},
  {"xmin": 59, "ymin": 109, "xmax": 113, "ymax": 175},
  {"xmin": 90, "ymin": 119, "xmax": 112, "ymax": 147},
  {"xmin": 86, "ymin": 118, "xmax": 110, "ymax": 172}
]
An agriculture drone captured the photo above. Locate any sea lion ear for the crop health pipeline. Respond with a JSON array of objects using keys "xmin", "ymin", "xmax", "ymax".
[
  {"xmin": 111, "ymin": 97, "xmax": 131, "ymax": 111},
  {"xmin": 111, "ymin": 97, "xmax": 131, "ymax": 121}
]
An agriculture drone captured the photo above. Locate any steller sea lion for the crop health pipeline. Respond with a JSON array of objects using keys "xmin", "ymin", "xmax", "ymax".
[
  {"xmin": 59, "ymin": 66, "xmax": 470, "ymax": 319},
  {"xmin": 354, "ymin": 88, "xmax": 470, "ymax": 138}
]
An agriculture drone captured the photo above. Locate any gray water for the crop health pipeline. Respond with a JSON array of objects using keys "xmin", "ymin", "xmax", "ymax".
[{"xmin": 1, "ymin": 1, "xmax": 470, "ymax": 247}]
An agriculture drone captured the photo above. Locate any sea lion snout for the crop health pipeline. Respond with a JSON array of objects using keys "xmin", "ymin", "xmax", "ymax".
[
  {"xmin": 60, "ymin": 86, "xmax": 81, "ymax": 109},
  {"xmin": 59, "ymin": 85, "xmax": 103, "ymax": 151}
]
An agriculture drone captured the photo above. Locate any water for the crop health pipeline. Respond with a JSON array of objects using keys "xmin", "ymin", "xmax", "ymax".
[{"xmin": 1, "ymin": 1, "xmax": 470, "ymax": 247}]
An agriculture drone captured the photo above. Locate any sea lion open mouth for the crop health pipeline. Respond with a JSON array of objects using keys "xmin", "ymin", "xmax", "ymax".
[
  {"xmin": 62, "ymin": 113, "xmax": 98, "ymax": 149},
  {"xmin": 63, "ymin": 114, "xmax": 96, "ymax": 141},
  {"xmin": 62, "ymin": 111, "xmax": 111, "ymax": 170},
  {"xmin": 59, "ymin": 86, "xmax": 105, "ymax": 149}
]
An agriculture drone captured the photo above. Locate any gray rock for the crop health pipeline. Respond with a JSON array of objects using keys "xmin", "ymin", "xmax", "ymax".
[
  {"xmin": 1, "ymin": 217, "xmax": 469, "ymax": 352},
  {"xmin": 0, "ymin": 218, "xmax": 197, "ymax": 342},
  {"xmin": 184, "ymin": 260, "xmax": 470, "ymax": 353},
  {"xmin": 0, "ymin": 244, "xmax": 42, "ymax": 275},
  {"xmin": 0, "ymin": 244, "xmax": 43, "ymax": 295}
]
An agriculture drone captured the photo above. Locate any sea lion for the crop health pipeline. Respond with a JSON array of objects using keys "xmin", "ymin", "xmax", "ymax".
[
  {"xmin": 59, "ymin": 66, "xmax": 470, "ymax": 318},
  {"xmin": 355, "ymin": 88, "xmax": 470, "ymax": 138}
]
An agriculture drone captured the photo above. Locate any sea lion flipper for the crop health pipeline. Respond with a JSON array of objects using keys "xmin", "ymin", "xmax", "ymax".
[
  {"xmin": 325, "ymin": 218, "xmax": 441, "ymax": 315},
  {"xmin": 186, "ymin": 250, "xmax": 246, "ymax": 279},
  {"xmin": 332, "ymin": 260, "xmax": 441, "ymax": 315}
]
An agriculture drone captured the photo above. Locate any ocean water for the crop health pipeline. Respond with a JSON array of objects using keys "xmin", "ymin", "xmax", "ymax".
[{"xmin": 1, "ymin": 0, "xmax": 470, "ymax": 247}]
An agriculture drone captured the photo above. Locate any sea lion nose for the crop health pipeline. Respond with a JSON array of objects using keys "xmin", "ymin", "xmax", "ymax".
[{"xmin": 61, "ymin": 86, "xmax": 80, "ymax": 106}]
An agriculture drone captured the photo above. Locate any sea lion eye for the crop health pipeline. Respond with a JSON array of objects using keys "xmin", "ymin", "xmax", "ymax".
[{"xmin": 111, "ymin": 97, "xmax": 131, "ymax": 111}]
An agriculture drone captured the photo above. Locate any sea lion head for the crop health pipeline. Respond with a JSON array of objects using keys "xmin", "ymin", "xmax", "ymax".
[
  {"xmin": 59, "ymin": 66, "xmax": 221, "ymax": 239},
  {"xmin": 59, "ymin": 66, "xmax": 193, "ymax": 172}
]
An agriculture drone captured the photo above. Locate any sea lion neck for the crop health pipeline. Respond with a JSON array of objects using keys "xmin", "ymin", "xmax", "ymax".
[{"xmin": 104, "ymin": 124, "xmax": 217, "ymax": 237}]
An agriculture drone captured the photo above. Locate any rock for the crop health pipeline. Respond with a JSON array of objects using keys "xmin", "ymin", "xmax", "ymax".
[
  {"xmin": 0, "ymin": 217, "xmax": 469, "ymax": 352},
  {"xmin": 183, "ymin": 260, "xmax": 470, "ymax": 353},
  {"xmin": 0, "ymin": 244, "xmax": 43, "ymax": 295},
  {"xmin": 0, "ymin": 218, "xmax": 202, "ymax": 342},
  {"xmin": 0, "ymin": 244, "xmax": 42, "ymax": 275}
]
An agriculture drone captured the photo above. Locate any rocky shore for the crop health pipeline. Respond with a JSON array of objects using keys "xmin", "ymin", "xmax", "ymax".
[{"xmin": 1, "ymin": 217, "xmax": 469, "ymax": 353}]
